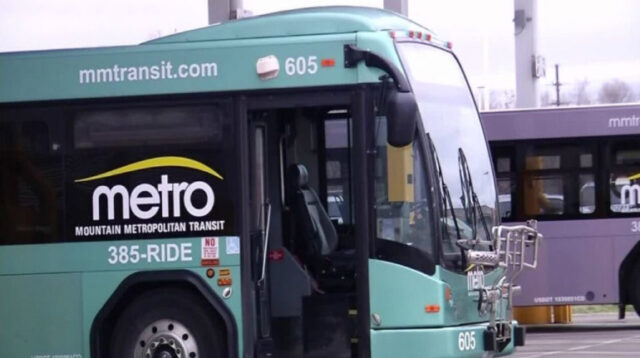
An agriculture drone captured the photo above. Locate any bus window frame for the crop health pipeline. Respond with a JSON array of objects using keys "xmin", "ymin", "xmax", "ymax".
[
  {"xmin": 320, "ymin": 112, "xmax": 355, "ymax": 228},
  {"xmin": 416, "ymin": 123, "xmax": 444, "ymax": 274},
  {"xmin": 243, "ymin": 86, "xmax": 371, "ymax": 358},
  {"xmin": 607, "ymin": 137, "xmax": 640, "ymax": 216},
  {"xmin": 371, "ymin": 122, "xmax": 439, "ymax": 276},
  {"xmin": 394, "ymin": 38, "xmax": 498, "ymax": 273},
  {"xmin": 0, "ymin": 94, "xmax": 240, "ymax": 245},
  {"xmin": 492, "ymin": 145, "xmax": 517, "ymax": 221},
  {"xmin": 493, "ymin": 138, "xmax": 601, "ymax": 222}
]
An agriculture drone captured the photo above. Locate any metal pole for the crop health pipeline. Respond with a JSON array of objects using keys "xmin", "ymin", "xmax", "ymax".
[
  {"xmin": 514, "ymin": 0, "xmax": 541, "ymax": 108},
  {"xmin": 553, "ymin": 64, "xmax": 561, "ymax": 107},
  {"xmin": 384, "ymin": 0, "xmax": 409, "ymax": 16},
  {"xmin": 208, "ymin": 0, "xmax": 245, "ymax": 24}
]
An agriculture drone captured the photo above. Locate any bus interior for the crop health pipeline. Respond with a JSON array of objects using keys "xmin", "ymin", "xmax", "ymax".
[{"xmin": 249, "ymin": 105, "xmax": 360, "ymax": 358}]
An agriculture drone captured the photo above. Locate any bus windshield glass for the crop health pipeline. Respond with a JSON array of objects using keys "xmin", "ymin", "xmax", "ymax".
[{"xmin": 397, "ymin": 42, "xmax": 498, "ymax": 258}]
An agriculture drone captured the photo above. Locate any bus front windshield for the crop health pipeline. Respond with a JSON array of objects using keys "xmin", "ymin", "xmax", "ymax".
[{"xmin": 397, "ymin": 42, "xmax": 498, "ymax": 262}]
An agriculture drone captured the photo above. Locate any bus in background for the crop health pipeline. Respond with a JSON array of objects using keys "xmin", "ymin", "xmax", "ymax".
[
  {"xmin": 482, "ymin": 103, "xmax": 640, "ymax": 319},
  {"xmin": 1, "ymin": 7, "xmax": 539, "ymax": 358}
]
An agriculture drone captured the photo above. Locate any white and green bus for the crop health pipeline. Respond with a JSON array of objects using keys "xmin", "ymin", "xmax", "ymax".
[{"xmin": 0, "ymin": 7, "xmax": 540, "ymax": 358}]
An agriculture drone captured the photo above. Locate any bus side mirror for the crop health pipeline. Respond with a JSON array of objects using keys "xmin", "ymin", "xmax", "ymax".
[{"xmin": 386, "ymin": 90, "xmax": 418, "ymax": 147}]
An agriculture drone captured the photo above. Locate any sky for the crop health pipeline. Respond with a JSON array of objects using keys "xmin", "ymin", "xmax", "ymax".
[{"xmin": 1, "ymin": 0, "xmax": 639, "ymax": 105}]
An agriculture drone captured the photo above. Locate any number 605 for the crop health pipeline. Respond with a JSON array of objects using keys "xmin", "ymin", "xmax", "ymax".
[{"xmin": 458, "ymin": 331, "xmax": 476, "ymax": 351}]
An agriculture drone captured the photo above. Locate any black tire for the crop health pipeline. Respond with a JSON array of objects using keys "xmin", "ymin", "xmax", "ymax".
[
  {"xmin": 631, "ymin": 263, "xmax": 640, "ymax": 316},
  {"xmin": 109, "ymin": 287, "xmax": 225, "ymax": 358}
]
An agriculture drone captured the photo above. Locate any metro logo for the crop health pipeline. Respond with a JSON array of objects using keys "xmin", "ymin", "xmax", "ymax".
[
  {"xmin": 75, "ymin": 156, "xmax": 223, "ymax": 222},
  {"xmin": 621, "ymin": 184, "xmax": 640, "ymax": 206},
  {"xmin": 620, "ymin": 173, "xmax": 640, "ymax": 207},
  {"xmin": 75, "ymin": 156, "xmax": 223, "ymax": 183},
  {"xmin": 92, "ymin": 175, "xmax": 214, "ymax": 220}
]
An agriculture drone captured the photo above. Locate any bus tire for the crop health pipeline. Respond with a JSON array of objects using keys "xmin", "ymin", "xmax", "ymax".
[
  {"xmin": 109, "ymin": 286, "xmax": 224, "ymax": 358},
  {"xmin": 631, "ymin": 263, "xmax": 640, "ymax": 316}
]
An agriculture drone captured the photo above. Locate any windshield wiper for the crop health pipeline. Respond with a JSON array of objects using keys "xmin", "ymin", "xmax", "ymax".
[
  {"xmin": 457, "ymin": 148, "xmax": 493, "ymax": 249},
  {"xmin": 427, "ymin": 134, "xmax": 465, "ymax": 259}
]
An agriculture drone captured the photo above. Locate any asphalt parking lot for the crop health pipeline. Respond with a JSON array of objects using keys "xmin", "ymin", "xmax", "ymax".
[
  {"xmin": 513, "ymin": 313, "xmax": 640, "ymax": 358},
  {"xmin": 513, "ymin": 330, "xmax": 640, "ymax": 357}
]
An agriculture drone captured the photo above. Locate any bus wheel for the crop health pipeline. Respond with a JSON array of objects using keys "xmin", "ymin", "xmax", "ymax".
[
  {"xmin": 631, "ymin": 264, "xmax": 640, "ymax": 316},
  {"xmin": 109, "ymin": 287, "xmax": 224, "ymax": 358}
]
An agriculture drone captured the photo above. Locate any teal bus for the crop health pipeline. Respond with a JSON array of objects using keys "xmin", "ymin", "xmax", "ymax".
[{"xmin": 0, "ymin": 7, "xmax": 539, "ymax": 358}]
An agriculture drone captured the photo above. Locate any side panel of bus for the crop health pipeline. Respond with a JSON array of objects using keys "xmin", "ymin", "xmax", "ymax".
[{"xmin": 0, "ymin": 99, "xmax": 243, "ymax": 357}]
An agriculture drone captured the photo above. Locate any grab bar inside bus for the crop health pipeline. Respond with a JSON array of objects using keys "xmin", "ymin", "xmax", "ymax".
[{"xmin": 258, "ymin": 201, "xmax": 272, "ymax": 286}]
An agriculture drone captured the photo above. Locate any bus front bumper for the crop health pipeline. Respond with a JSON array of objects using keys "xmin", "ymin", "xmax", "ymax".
[
  {"xmin": 370, "ymin": 321, "xmax": 523, "ymax": 358},
  {"xmin": 484, "ymin": 322, "xmax": 526, "ymax": 353}
]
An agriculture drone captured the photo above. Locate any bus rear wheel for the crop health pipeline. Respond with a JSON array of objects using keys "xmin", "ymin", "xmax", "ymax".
[{"xmin": 109, "ymin": 287, "xmax": 224, "ymax": 358}]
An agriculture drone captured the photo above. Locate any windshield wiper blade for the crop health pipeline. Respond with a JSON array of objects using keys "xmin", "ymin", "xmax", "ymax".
[
  {"xmin": 427, "ymin": 134, "xmax": 464, "ymax": 247},
  {"xmin": 457, "ymin": 148, "xmax": 493, "ymax": 249},
  {"xmin": 458, "ymin": 148, "xmax": 477, "ymax": 240}
]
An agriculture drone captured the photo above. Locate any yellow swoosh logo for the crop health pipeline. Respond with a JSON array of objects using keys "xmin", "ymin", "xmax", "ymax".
[
  {"xmin": 74, "ymin": 156, "xmax": 223, "ymax": 183},
  {"xmin": 628, "ymin": 173, "xmax": 640, "ymax": 181}
]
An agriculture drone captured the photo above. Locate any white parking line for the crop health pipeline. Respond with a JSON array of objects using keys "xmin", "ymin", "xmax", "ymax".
[
  {"xmin": 526, "ymin": 340, "xmax": 603, "ymax": 344},
  {"xmin": 556, "ymin": 352, "xmax": 640, "ymax": 355},
  {"xmin": 521, "ymin": 334, "xmax": 640, "ymax": 358}
]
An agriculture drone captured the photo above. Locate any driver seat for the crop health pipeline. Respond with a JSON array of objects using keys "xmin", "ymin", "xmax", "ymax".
[{"xmin": 290, "ymin": 164, "xmax": 339, "ymax": 263}]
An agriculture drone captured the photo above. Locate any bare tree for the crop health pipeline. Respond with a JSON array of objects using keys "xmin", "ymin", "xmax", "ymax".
[
  {"xmin": 540, "ymin": 90, "xmax": 552, "ymax": 107},
  {"xmin": 489, "ymin": 90, "xmax": 516, "ymax": 109},
  {"xmin": 598, "ymin": 79, "xmax": 636, "ymax": 104},
  {"xmin": 573, "ymin": 78, "xmax": 591, "ymax": 105}
]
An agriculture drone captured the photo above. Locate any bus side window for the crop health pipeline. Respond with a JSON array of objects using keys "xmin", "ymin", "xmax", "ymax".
[
  {"xmin": 323, "ymin": 118, "xmax": 352, "ymax": 226},
  {"xmin": 493, "ymin": 151, "xmax": 515, "ymax": 220},
  {"xmin": 523, "ymin": 169, "xmax": 564, "ymax": 216},
  {"xmin": 609, "ymin": 142, "xmax": 640, "ymax": 214},
  {"xmin": 520, "ymin": 144, "xmax": 596, "ymax": 218},
  {"xmin": 0, "ymin": 119, "xmax": 63, "ymax": 244}
]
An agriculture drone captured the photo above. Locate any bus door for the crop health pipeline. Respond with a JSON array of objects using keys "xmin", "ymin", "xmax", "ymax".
[
  {"xmin": 247, "ymin": 99, "xmax": 363, "ymax": 358},
  {"xmin": 248, "ymin": 117, "xmax": 273, "ymax": 355}
]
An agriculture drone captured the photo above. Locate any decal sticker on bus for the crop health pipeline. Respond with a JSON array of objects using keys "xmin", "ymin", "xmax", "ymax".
[
  {"xmin": 201, "ymin": 237, "xmax": 220, "ymax": 266},
  {"xmin": 72, "ymin": 156, "xmax": 233, "ymax": 239},
  {"xmin": 616, "ymin": 172, "xmax": 640, "ymax": 212}
]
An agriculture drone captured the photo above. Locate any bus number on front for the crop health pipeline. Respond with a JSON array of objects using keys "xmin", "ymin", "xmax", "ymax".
[
  {"xmin": 458, "ymin": 331, "xmax": 476, "ymax": 351},
  {"xmin": 285, "ymin": 56, "xmax": 318, "ymax": 76}
]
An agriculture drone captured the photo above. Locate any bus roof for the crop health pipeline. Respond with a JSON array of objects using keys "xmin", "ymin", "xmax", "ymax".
[
  {"xmin": 481, "ymin": 103, "xmax": 640, "ymax": 141},
  {"xmin": 0, "ymin": 7, "xmax": 432, "ymax": 104},
  {"xmin": 149, "ymin": 6, "xmax": 431, "ymax": 44}
]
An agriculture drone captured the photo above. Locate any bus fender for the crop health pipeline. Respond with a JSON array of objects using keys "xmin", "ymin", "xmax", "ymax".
[{"xmin": 89, "ymin": 269, "xmax": 238, "ymax": 358}]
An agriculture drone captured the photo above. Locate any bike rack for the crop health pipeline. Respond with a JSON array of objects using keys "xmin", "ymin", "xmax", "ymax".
[{"xmin": 464, "ymin": 220, "xmax": 542, "ymax": 352}]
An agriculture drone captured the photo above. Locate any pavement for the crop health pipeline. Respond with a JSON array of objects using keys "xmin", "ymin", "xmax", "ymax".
[
  {"xmin": 526, "ymin": 312, "xmax": 640, "ymax": 332},
  {"xmin": 512, "ymin": 313, "xmax": 640, "ymax": 357}
]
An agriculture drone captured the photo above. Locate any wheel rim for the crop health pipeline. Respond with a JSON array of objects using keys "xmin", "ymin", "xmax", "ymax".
[{"xmin": 134, "ymin": 319, "xmax": 199, "ymax": 358}]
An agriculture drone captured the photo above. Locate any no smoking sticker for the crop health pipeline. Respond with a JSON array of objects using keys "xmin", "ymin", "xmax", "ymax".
[{"xmin": 201, "ymin": 237, "xmax": 219, "ymax": 266}]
